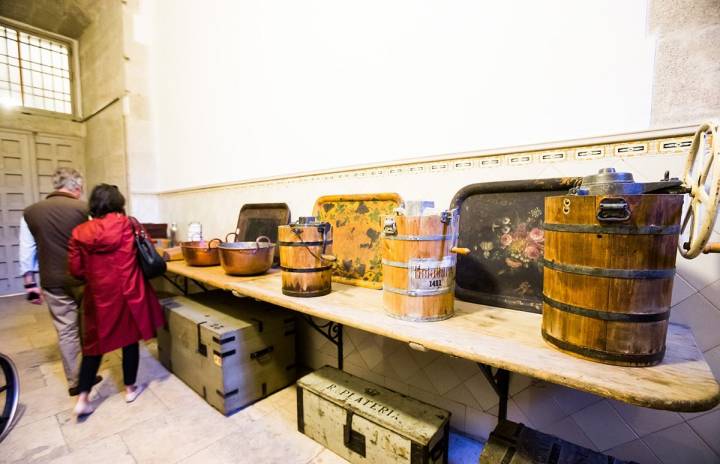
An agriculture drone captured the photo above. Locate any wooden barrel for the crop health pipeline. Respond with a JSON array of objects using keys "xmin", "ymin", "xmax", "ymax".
[
  {"xmin": 381, "ymin": 211, "xmax": 459, "ymax": 321},
  {"xmin": 278, "ymin": 219, "xmax": 333, "ymax": 297},
  {"xmin": 542, "ymin": 193, "xmax": 684, "ymax": 366}
]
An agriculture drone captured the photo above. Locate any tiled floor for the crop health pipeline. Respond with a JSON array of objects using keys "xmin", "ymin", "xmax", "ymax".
[{"xmin": 0, "ymin": 295, "xmax": 483, "ymax": 463}]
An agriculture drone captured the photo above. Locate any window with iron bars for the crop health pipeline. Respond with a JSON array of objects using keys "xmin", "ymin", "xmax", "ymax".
[{"xmin": 0, "ymin": 23, "xmax": 74, "ymax": 115}]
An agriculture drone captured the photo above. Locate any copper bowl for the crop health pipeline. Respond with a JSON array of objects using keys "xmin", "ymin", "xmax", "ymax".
[
  {"xmin": 181, "ymin": 239, "xmax": 221, "ymax": 266},
  {"xmin": 219, "ymin": 236, "xmax": 275, "ymax": 276}
]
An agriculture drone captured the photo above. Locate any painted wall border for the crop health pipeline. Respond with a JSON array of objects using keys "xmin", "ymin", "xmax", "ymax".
[{"xmin": 143, "ymin": 124, "xmax": 704, "ymax": 197}]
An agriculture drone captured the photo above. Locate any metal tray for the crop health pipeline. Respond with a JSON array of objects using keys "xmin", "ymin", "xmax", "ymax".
[
  {"xmin": 313, "ymin": 193, "xmax": 402, "ymax": 289},
  {"xmin": 450, "ymin": 177, "xmax": 580, "ymax": 313},
  {"xmin": 234, "ymin": 202, "xmax": 291, "ymax": 244}
]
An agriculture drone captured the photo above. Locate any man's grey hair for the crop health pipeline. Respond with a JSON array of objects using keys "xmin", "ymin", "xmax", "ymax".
[{"xmin": 52, "ymin": 167, "xmax": 84, "ymax": 191}]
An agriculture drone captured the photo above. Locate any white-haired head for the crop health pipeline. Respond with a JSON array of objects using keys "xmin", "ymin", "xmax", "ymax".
[{"xmin": 52, "ymin": 167, "xmax": 84, "ymax": 197}]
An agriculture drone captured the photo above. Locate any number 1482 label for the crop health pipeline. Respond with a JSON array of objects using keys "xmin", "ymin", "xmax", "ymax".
[{"xmin": 407, "ymin": 257, "xmax": 454, "ymax": 293}]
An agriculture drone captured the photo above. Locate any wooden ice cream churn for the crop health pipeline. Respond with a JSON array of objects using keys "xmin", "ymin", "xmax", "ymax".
[
  {"xmin": 278, "ymin": 217, "xmax": 336, "ymax": 297},
  {"xmin": 381, "ymin": 202, "xmax": 470, "ymax": 321},
  {"xmin": 542, "ymin": 123, "xmax": 720, "ymax": 366}
]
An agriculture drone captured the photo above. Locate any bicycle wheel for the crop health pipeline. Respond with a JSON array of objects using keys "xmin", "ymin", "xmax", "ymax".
[{"xmin": 0, "ymin": 353, "xmax": 20, "ymax": 443}]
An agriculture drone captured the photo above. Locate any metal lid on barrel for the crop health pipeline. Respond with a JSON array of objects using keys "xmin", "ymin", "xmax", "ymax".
[{"xmin": 574, "ymin": 167, "xmax": 683, "ymax": 196}]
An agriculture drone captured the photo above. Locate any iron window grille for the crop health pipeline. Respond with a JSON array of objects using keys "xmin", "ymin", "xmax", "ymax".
[{"xmin": 0, "ymin": 23, "xmax": 73, "ymax": 115}]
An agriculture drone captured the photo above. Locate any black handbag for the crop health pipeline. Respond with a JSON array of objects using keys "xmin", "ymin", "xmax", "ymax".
[{"xmin": 129, "ymin": 216, "xmax": 167, "ymax": 279}]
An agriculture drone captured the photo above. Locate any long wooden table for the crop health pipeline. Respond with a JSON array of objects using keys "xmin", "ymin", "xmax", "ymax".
[{"xmin": 165, "ymin": 261, "xmax": 720, "ymax": 414}]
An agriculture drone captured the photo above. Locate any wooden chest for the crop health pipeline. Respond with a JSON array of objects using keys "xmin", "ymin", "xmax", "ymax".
[
  {"xmin": 297, "ymin": 366, "xmax": 450, "ymax": 464},
  {"xmin": 480, "ymin": 421, "xmax": 635, "ymax": 464},
  {"xmin": 157, "ymin": 291, "xmax": 296, "ymax": 415}
]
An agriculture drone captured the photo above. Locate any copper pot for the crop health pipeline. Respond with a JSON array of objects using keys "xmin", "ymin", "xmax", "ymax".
[
  {"xmin": 219, "ymin": 236, "xmax": 275, "ymax": 276},
  {"xmin": 181, "ymin": 239, "xmax": 221, "ymax": 266}
]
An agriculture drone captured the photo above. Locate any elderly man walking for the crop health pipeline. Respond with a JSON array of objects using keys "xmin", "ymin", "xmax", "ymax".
[{"xmin": 20, "ymin": 167, "xmax": 100, "ymax": 396}]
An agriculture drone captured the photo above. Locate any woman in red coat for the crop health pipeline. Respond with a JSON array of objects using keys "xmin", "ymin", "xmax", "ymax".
[{"xmin": 68, "ymin": 184, "xmax": 164, "ymax": 416}]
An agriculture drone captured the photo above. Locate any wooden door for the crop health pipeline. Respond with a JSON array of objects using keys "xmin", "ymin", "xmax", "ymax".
[
  {"xmin": 34, "ymin": 135, "xmax": 84, "ymax": 197},
  {"xmin": 0, "ymin": 130, "xmax": 34, "ymax": 295}
]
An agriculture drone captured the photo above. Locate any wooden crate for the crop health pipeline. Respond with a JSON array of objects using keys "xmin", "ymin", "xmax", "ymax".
[
  {"xmin": 297, "ymin": 366, "xmax": 450, "ymax": 464},
  {"xmin": 480, "ymin": 421, "xmax": 636, "ymax": 464},
  {"xmin": 157, "ymin": 291, "xmax": 297, "ymax": 415}
]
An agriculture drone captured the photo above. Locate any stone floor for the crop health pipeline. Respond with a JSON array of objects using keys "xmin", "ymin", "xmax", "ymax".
[{"xmin": 0, "ymin": 295, "xmax": 483, "ymax": 463}]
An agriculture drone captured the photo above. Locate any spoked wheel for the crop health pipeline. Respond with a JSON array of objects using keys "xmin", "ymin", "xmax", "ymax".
[
  {"xmin": 679, "ymin": 122, "xmax": 720, "ymax": 258},
  {"xmin": 0, "ymin": 353, "xmax": 20, "ymax": 443}
]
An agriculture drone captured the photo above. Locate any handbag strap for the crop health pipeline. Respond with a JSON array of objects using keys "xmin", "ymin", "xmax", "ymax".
[{"xmin": 128, "ymin": 216, "xmax": 146, "ymax": 240}]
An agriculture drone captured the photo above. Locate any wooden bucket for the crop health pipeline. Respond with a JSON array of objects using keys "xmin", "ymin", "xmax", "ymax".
[
  {"xmin": 542, "ymin": 193, "xmax": 684, "ymax": 366},
  {"xmin": 382, "ymin": 210, "xmax": 466, "ymax": 321},
  {"xmin": 278, "ymin": 218, "xmax": 334, "ymax": 297}
]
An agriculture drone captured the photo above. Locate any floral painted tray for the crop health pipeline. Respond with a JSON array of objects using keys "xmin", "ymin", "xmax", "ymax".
[
  {"xmin": 450, "ymin": 177, "xmax": 580, "ymax": 313},
  {"xmin": 313, "ymin": 193, "xmax": 402, "ymax": 289}
]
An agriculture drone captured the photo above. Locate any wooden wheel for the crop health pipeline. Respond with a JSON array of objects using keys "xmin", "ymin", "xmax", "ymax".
[
  {"xmin": 679, "ymin": 122, "xmax": 720, "ymax": 259},
  {"xmin": 0, "ymin": 353, "xmax": 19, "ymax": 443}
]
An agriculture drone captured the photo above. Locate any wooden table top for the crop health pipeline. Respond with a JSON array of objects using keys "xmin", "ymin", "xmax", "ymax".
[{"xmin": 166, "ymin": 261, "xmax": 720, "ymax": 412}]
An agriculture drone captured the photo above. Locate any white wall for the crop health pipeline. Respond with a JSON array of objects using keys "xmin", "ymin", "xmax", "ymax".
[
  {"xmin": 147, "ymin": 0, "xmax": 653, "ymax": 192},
  {"xmin": 130, "ymin": 2, "xmax": 720, "ymax": 462}
]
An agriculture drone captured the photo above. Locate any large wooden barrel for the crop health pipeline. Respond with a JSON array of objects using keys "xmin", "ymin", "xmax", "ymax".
[
  {"xmin": 381, "ymin": 210, "xmax": 462, "ymax": 321},
  {"xmin": 542, "ymin": 193, "xmax": 684, "ymax": 366},
  {"xmin": 278, "ymin": 218, "xmax": 333, "ymax": 297}
]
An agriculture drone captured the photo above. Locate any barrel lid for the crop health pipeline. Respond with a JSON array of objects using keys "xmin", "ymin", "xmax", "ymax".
[
  {"xmin": 292, "ymin": 216, "xmax": 328, "ymax": 227},
  {"xmin": 578, "ymin": 168, "xmax": 644, "ymax": 195}
]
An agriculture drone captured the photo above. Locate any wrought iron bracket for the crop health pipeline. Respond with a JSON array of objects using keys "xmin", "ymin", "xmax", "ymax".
[
  {"xmin": 477, "ymin": 363, "xmax": 510, "ymax": 422},
  {"xmin": 190, "ymin": 279, "xmax": 208, "ymax": 292},
  {"xmin": 162, "ymin": 274, "xmax": 208, "ymax": 295},
  {"xmin": 301, "ymin": 315, "xmax": 343, "ymax": 370}
]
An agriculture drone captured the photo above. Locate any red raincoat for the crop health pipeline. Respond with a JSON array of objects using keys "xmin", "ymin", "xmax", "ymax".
[{"xmin": 68, "ymin": 213, "xmax": 164, "ymax": 355}]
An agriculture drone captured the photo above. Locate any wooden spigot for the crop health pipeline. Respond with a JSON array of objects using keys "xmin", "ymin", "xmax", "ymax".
[
  {"xmin": 320, "ymin": 254, "xmax": 338, "ymax": 262},
  {"xmin": 451, "ymin": 247, "xmax": 471, "ymax": 255},
  {"xmin": 702, "ymin": 243, "xmax": 720, "ymax": 254}
]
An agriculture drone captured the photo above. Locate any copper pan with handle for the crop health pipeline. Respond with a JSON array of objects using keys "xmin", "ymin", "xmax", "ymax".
[
  {"xmin": 219, "ymin": 235, "xmax": 276, "ymax": 276},
  {"xmin": 180, "ymin": 239, "xmax": 221, "ymax": 266}
]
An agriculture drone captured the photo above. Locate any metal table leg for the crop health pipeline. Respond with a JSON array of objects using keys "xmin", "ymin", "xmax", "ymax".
[{"xmin": 477, "ymin": 363, "xmax": 510, "ymax": 422}]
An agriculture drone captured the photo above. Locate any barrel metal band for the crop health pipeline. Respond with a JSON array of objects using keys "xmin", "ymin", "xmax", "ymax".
[
  {"xmin": 382, "ymin": 234, "xmax": 458, "ymax": 241},
  {"xmin": 543, "ymin": 223, "xmax": 680, "ymax": 235},
  {"xmin": 542, "ymin": 330, "xmax": 666, "ymax": 365},
  {"xmin": 542, "ymin": 259, "xmax": 675, "ymax": 279},
  {"xmin": 282, "ymin": 288, "xmax": 331, "ymax": 298},
  {"xmin": 280, "ymin": 265, "xmax": 333, "ymax": 273},
  {"xmin": 383, "ymin": 284, "xmax": 453, "ymax": 297},
  {"xmin": 278, "ymin": 240, "xmax": 333, "ymax": 247},
  {"xmin": 542, "ymin": 294, "xmax": 670, "ymax": 322},
  {"xmin": 381, "ymin": 257, "xmax": 457, "ymax": 269}
]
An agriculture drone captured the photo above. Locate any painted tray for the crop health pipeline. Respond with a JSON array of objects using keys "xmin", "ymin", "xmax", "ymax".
[
  {"xmin": 313, "ymin": 193, "xmax": 402, "ymax": 289},
  {"xmin": 450, "ymin": 177, "xmax": 580, "ymax": 313}
]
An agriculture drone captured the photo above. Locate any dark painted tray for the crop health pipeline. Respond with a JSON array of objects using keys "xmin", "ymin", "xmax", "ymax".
[
  {"xmin": 234, "ymin": 203, "xmax": 291, "ymax": 244},
  {"xmin": 450, "ymin": 177, "xmax": 580, "ymax": 313}
]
